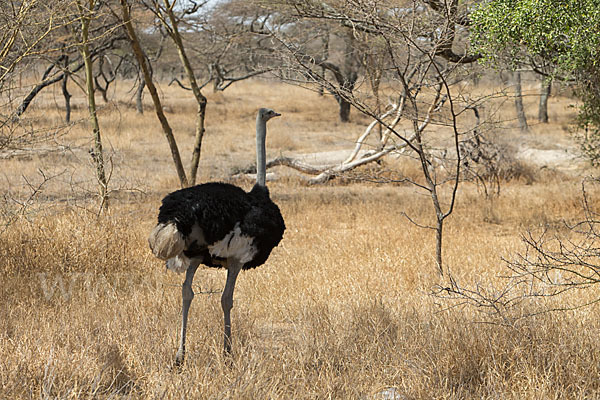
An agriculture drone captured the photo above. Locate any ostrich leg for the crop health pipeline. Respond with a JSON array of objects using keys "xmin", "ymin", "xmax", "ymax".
[
  {"xmin": 221, "ymin": 260, "xmax": 242, "ymax": 355},
  {"xmin": 175, "ymin": 261, "xmax": 200, "ymax": 366}
]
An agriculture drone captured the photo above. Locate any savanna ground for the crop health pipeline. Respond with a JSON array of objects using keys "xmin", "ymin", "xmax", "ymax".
[{"xmin": 2, "ymin": 76, "xmax": 600, "ymax": 399}]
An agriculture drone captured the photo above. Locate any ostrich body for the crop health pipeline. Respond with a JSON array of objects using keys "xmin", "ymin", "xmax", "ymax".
[{"xmin": 148, "ymin": 108, "xmax": 285, "ymax": 364}]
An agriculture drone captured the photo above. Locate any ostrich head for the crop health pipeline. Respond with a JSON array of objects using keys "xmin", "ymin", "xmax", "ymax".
[{"xmin": 257, "ymin": 108, "xmax": 281, "ymax": 123}]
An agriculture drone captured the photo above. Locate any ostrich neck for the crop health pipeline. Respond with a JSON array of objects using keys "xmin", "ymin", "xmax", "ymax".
[{"xmin": 256, "ymin": 117, "xmax": 267, "ymax": 187}]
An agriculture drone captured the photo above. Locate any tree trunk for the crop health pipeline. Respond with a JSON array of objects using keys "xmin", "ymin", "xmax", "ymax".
[
  {"xmin": 62, "ymin": 71, "xmax": 71, "ymax": 123},
  {"xmin": 340, "ymin": 29, "xmax": 358, "ymax": 123},
  {"xmin": 135, "ymin": 71, "xmax": 145, "ymax": 114},
  {"xmin": 164, "ymin": 0, "xmax": 207, "ymax": 186},
  {"xmin": 78, "ymin": 0, "xmax": 109, "ymax": 211},
  {"xmin": 435, "ymin": 219, "xmax": 444, "ymax": 276},
  {"xmin": 318, "ymin": 66, "xmax": 325, "ymax": 96},
  {"xmin": 407, "ymin": 83, "xmax": 448, "ymax": 276},
  {"xmin": 339, "ymin": 98, "xmax": 351, "ymax": 122},
  {"xmin": 514, "ymin": 70, "xmax": 529, "ymax": 132},
  {"xmin": 189, "ymin": 101, "xmax": 206, "ymax": 185},
  {"xmin": 538, "ymin": 78, "xmax": 551, "ymax": 123},
  {"xmin": 120, "ymin": 0, "xmax": 188, "ymax": 188},
  {"xmin": 62, "ymin": 55, "xmax": 71, "ymax": 123}
]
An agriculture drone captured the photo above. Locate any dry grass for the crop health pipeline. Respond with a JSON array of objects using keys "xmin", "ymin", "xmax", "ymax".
[{"xmin": 1, "ymin": 78, "xmax": 600, "ymax": 398}]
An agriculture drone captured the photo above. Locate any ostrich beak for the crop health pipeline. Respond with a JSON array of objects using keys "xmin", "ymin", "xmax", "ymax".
[{"xmin": 273, "ymin": 112, "xmax": 281, "ymax": 117}]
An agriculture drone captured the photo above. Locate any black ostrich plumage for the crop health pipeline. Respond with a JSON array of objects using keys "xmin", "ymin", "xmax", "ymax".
[{"xmin": 157, "ymin": 181, "xmax": 285, "ymax": 270}]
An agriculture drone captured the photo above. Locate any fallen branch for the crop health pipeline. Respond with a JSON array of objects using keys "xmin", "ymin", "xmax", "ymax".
[
  {"xmin": 266, "ymin": 156, "xmax": 323, "ymax": 175},
  {"xmin": 237, "ymin": 144, "xmax": 401, "ymax": 184},
  {"xmin": 308, "ymin": 145, "xmax": 396, "ymax": 184},
  {"xmin": 343, "ymin": 95, "xmax": 406, "ymax": 164},
  {"xmin": 234, "ymin": 99, "xmax": 418, "ymax": 184}
]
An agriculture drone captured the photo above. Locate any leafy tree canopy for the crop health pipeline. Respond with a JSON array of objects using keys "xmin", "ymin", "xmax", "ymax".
[
  {"xmin": 470, "ymin": 0, "xmax": 600, "ymax": 163},
  {"xmin": 470, "ymin": 0, "xmax": 600, "ymax": 76}
]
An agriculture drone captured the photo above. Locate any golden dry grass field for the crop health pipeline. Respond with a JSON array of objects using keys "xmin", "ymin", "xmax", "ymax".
[{"xmin": 1, "ymin": 77, "xmax": 600, "ymax": 399}]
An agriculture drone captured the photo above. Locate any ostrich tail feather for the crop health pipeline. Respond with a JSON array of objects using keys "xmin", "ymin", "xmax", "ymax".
[{"xmin": 148, "ymin": 222, "xmax": 185, "ymax": 260}]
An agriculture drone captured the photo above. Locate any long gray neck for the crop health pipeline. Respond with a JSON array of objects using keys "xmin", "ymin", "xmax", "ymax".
[{"xmin": 256, "ymin": 115, "xmax": 267, "ymax": 187}]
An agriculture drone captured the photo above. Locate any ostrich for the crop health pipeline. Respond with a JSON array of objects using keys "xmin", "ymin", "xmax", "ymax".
[{"xmin": 148, "ymin": 108, "xmax": 285, "ymax": 365}]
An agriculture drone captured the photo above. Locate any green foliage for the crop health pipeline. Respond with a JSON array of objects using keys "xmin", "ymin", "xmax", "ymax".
[
  {"xmin": 576, "ymin": 89, "xmax": 600, "ymax": 165},
  {"xmin": 470, "ymin": 0, "xmax": 600, "ymax": 74},
  {"xmin": 470, "ymin": 0, "xmax": 600, "ymax": 163}
]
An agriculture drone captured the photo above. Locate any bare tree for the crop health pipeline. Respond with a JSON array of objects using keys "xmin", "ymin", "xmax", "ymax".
[
  {"xmin": 141, "ymin": 0, "xmax": 209, "ymax": 186},
  {"xmin": 318, "ymin": 28, "xmax": 361, "ymax": 122},
  {"xmin": 188, "ymin": 0, "xmax": 277, "ymax": 92},
  {"xmin": 255, "ymin": 0, "xmax": 489, "ymax": 275},
  {"xmin": 1, "ymin": 1, "xmax": 74, "ymax": 120},
  {"xmin": 6, "ymin": 1, "xmax": 125, "ymax": 121},
  {"xmin": 0, "ymin": 1, "xmax": 80, "ymax": 157},
  {"xmin": 213, "ymin": 0, "xmax": 365, "ymax": 122},
  {"xmin": 438, "ymin": 177, "xmax": 600, "ymax": 324},
  {"xmin": 75, "ymin": 0, "xmax": 110, "ymax": 211},
  {"xmin": 118, "ymin": 0, "xmax": 189, "ymax": 188},
  {"xmin": 94, "ymin": 54, "xmax": 122, "ymax": 103},
  {"xmin": 0, "ymin": 1, "xmax": 73, "ymax": 84},
  {"xmin": 117, "ymin": 0, "xmax": 281, "ymax": 186},
  {"xmin": 507, "ymin": 178, "xmax": 600, "ymax": 302}
]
